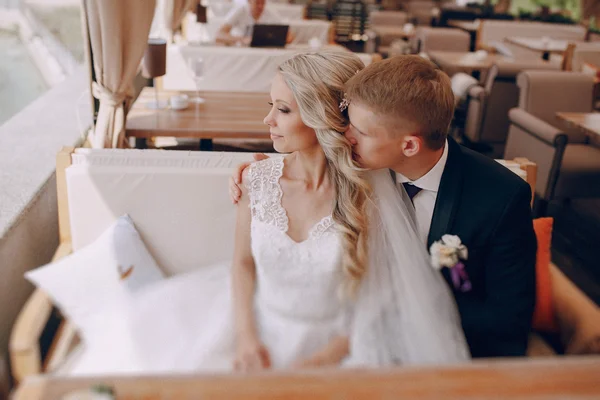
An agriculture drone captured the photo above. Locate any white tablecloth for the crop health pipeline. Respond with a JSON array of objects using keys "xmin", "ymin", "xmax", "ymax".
[
  {"xmin": 185, "ymin": 13, "xmax": 331, "ymax": 45},
  {"xmin": 162, "ymin": 44, "xmax": 374, "ymax": 93}
]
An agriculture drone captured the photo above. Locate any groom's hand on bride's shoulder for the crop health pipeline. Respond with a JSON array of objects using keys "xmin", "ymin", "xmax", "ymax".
[{"xmin": 229, "ymin": 153, "xmax": 269, "ymax": 204}]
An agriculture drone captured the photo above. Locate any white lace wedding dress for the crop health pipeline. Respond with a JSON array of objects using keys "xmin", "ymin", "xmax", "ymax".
[
  {"xmin": 245, "ymin": 156, "xmax": 350, "ymax": 367},
  {"xmin": 122, "ymin": 156, "xmax": 350, "ymax": 372},
  {"xmin": 121, "ymin": 156, "xmax": 468, "ymax": 374}
]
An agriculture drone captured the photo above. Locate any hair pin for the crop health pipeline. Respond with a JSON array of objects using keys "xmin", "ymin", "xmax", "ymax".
[{"xmin": 339, "ymin": 94, "xmax": 350, "ymax": 112}]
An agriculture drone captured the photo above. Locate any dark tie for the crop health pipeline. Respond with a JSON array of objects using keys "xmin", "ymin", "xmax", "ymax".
[{"xmin": 403, "ymin": 182, "xmax": 422, "ymax": 204}]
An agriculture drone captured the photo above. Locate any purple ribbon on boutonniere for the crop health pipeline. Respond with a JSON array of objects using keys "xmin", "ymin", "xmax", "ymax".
[
  {"xmin": 430, "ymin": 234, "xmax": 472, "ymax": 293},
  {"xmin": 450, "ymin": 261, "xmax": 472, "ymax": 293}
]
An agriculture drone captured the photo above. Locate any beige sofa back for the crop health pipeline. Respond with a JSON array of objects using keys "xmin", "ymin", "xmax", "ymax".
[
  {"xmin": 65, "ymin": 149, "xmax": 254, "ymax": 276},
  {"xmin": 464, "ymin": 59, "xmax": 558, "ymax": 146}
]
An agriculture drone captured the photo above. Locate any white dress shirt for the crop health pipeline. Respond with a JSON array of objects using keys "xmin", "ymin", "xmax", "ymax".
[
  {"xmin": 223, "ymin": 4, "xmax": 282, "ymax": 37},
  {"xmin": 396, "ymin": 141, "xmax": 449, "ymax": 244}
]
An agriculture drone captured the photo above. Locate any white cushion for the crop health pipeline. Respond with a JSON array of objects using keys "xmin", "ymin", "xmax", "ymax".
[
  {"xmin": 64, "ymin": 262, "xmax": 233, "ymax": 376},
  {"xmin": 450, "ymin": 73, "xmax": 479, "ymax": 103},
  {"xmin": 66, "ymin": 149, "xmax": 254, "ymax": 276},
  {"xmin": 25, "ymin": 215, "xmax": 165, "ymax": 336}
]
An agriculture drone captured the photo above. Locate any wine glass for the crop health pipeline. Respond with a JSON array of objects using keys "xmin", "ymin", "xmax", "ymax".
[{"xmin": 188, "ymin": 57, "xmax": 206, "ymax": 104}]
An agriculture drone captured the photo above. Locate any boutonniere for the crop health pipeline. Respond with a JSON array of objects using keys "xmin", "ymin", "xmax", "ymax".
[{"xmin": 430, "ymin": 235, "xmax": 471, "ymax": 292}]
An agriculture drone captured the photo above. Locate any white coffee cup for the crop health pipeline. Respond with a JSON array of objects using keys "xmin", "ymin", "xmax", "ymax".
[{"xmin": 170, "ymin": 94, "xmax": 189, "ymax": 110}]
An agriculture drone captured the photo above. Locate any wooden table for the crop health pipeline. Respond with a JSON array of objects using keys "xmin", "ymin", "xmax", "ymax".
[
  {"xmin": 556, "ymin": 112, "xmax": 600, "ymax": 137},
  {"xmin": 126, "ymin": 88, "xmax": 270, "ymax": 150},
  {"xmin": 505, "ymin": 37, "xmax": 572, "ymax": 61},
  {"xmin": 428, "ymin": 51, "xmax": 544, "ymax": 76},
  {"xmin": 13, "ymin": 357, "xmax": 600, "ymax": 399},
  {"xmin": 448, "ymin": 19, "xmax": 480, "ymax": 32}
]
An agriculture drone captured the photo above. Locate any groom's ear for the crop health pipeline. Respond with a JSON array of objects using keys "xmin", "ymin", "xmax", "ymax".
[{"xmin": 401, "ymin": 134, "xmax": 422, "ymax": 158}]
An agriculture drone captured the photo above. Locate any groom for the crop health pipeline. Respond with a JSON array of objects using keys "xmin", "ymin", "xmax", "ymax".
[
  {"xmin": 341, "ymin": 55, "xmax": 536, "ymax": 358},
  {"xmin": 231, "ymin": 55, "xmax": 537, "ymax": 358}
]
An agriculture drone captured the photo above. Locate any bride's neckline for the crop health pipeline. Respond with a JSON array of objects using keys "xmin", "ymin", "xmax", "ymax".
[{"xmin": 273, "ymin": 157, "xmax": 334, "ymax": 244}]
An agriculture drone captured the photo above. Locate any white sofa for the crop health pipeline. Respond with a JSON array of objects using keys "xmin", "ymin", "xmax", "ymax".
[
  {"xmin": 10, "ymin": 148, "xmax": 539, "ymax": 383},
  {"xmin": 10, "ymin": 148, "xmax": 254, "ymax": 381}
]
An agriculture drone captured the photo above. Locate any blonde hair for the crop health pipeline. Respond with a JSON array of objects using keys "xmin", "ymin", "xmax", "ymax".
[
  {"xmin": 278, "ymin": 50, "xmax": 370, "ymax": 295},
  {"xmin": 345, "ymin": 55, "xmax": 454, "ymax": 150}
]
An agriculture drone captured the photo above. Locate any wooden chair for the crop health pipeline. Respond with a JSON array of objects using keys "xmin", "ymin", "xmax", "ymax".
[
  {"xmin": 561, "ymin": 42, "xmax": 577, "ymax": 71},
  {"xmin": 505, "ymin": 156, "xmax": 600, "ymax": 356}
]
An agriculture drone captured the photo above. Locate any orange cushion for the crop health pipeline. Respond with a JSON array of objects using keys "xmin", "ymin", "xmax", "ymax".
[{"xmin": 532, "ymin": 217, "xmax": 558, "ymax": 332}]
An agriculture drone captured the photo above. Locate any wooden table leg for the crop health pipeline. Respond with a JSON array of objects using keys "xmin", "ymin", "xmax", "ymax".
[{"xmin": 468, "ymin": 31, "xmax": 476, "ymax": 52}]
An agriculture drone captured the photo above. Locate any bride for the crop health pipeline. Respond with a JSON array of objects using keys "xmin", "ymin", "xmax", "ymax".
[
  {"xmin": 128, "ymin": 50, "xmax": 470, "ymax": 373},
  {"xmin": 230, "ymin": 50, "xmax": 469, "ymax": 371}
]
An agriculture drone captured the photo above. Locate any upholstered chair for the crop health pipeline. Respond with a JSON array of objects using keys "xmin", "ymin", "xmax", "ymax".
[
  {"xmin": 504, "ymin": 71, "xmax": 600, "ymax": 215},
  {"xmin": 462, "ymin": 60, "xmax": 558, "ymax": 156}
]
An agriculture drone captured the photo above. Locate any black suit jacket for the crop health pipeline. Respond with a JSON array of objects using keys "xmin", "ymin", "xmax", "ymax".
[{"xmin": 427, "ymin": 138, "xmax": 537, "ymax": 358}]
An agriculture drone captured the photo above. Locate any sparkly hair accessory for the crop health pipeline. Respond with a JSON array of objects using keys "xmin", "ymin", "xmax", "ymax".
[{"xmin": 339, "ymin": 93, "xmax": 350, "ymax": 112}]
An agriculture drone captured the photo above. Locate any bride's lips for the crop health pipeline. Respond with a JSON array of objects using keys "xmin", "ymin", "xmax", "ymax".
[{"xmin": 270, "ymin": 133, "xmax": 283, "ymax": 140}]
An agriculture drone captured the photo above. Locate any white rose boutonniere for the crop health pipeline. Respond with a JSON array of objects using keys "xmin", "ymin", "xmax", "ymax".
[{"xmin": 430, "ymin": 235, "xmax": 471, "ymax": 292}]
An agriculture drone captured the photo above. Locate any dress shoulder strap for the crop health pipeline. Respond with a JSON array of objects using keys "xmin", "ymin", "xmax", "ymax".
[{"xmin": 246, "ymin": 157, "xmax": 288, "ymax": 231}]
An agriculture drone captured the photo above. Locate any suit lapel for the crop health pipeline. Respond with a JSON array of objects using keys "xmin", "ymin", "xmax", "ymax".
[{"xmin": 427, "ymin": 138, "xmax": 464, "ymax": 249}]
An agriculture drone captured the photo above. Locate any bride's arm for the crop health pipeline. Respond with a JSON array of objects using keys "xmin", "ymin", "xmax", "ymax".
[
  {"xmin": 232, "ymin": 171, "xmax": 270, "ymax": 369},
  {"xmin": 292, "ymin": 336, "xmax": 350, "ymax": 368}
]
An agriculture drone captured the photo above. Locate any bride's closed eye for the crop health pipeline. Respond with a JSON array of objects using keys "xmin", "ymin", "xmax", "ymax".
[{"xmin": 268, "ymin": 102, "xmax": 291, "ymax": 114}]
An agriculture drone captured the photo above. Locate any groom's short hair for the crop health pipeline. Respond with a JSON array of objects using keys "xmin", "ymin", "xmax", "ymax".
[{"xmin": 345, "ymin": 55, "xmax": 454, "ymax": 150}]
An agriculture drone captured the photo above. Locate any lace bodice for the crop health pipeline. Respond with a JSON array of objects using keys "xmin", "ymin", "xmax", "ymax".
[{"xmin": 247, "ymin": 157, "xmax": 344, "ymax": 321}]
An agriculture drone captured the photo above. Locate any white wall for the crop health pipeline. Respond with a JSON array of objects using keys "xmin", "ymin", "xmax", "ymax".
[{"xmin": 0, "ymin": 67, "xmax": 90, "ymax": 391}]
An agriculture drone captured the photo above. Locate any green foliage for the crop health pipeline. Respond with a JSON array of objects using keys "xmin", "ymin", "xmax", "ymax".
[{"xmin": 510, "ymin": 0, "xmax": 581, "ymax": 21}]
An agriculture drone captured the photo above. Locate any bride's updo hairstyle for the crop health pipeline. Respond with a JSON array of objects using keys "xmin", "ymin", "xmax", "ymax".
[{"xmin": 278, "ymin": 50, "xmax": 370, "ymax": 296}]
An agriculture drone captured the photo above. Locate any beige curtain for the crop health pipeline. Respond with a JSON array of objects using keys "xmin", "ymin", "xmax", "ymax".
[
  {"xmin": 84, "ymin": 0, "xmax": 156, "ymax": 148},
  {"xmin": 164, "ymin": 0, "xmax": 197, "ymax": 40}
]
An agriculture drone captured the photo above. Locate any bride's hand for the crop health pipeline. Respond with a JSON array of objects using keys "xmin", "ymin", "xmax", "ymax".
[
  {"xmin": 229, "ymin": 153, "xmax": 269, "ymax": 204},
  {"xmin": 291, "ymin": 336, "xmax": 349, "ymax": 369},
  {"xmin": 290, "ymin": 357, "xmax": 322, "ymax": 369},
  {"xmin": 234, "ymin": 335, "xmax": 272, "ymax": 372}
]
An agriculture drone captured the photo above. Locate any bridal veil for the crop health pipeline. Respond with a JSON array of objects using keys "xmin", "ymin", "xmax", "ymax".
[{"xmin": 344, "ymin": 169, "xmax": 471, "ymax": 366}]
